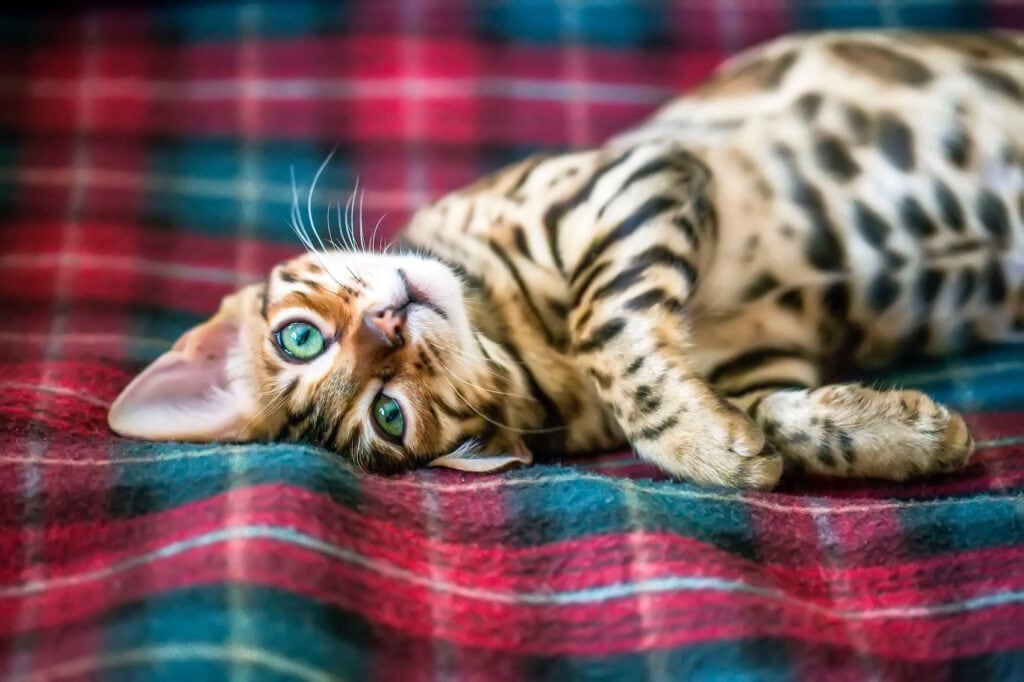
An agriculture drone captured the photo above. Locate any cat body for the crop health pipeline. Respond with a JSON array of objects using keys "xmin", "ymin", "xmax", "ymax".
[{"xmin": 109, "ymin": 32, "xmax": 1024, "ymax": 489}]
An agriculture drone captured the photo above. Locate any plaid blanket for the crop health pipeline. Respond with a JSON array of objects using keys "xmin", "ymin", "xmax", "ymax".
[{"xmin": 2, "ymin": 2, "xmax": 1024, "ymax": 679}]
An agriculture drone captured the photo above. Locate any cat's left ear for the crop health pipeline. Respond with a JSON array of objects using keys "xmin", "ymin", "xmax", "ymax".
[
  {"xmin": 427, "ymin": 433, "xmax": 533, "ymax": 473},
  {"xmin": 108, "ymin": 287, "xmax": 258, "ymax": 442}
]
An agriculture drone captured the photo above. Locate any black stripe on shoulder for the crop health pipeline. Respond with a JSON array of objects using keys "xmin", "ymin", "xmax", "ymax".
[
  {"xmin": 625, "ymin": 288, "xmax": 667, "ymax": 311},
  {"xmin": 570, "ymin": 261, "xmax": 610, "ymax": 309},
  {"xmin": 570, "ymin": 195, "xmax": 679, "ymax": 285},
  {"xmin": 544, "ymin": 149, "xmax": 634, "ymax": 272},
  {"xmin": 487, "ymin": 239, "xmax": 558, "ymax": 345},
  {"xmin": 506, "ymin": 153, "xmax": 554, "ymax": 198},
  {"xmin": 574, "ymin": 318, "xmax": 627, "ymax": 354},
  {"xmin": 721, "ymin": 380, "xmax": 810, "ymax": 398},
  {"xmin": 587, "ymin": 246, "xmax": 696, "ymax": 304},
  {"xmin": 707, "ymin": 347, "xmax": 811, "ymax": 385}
]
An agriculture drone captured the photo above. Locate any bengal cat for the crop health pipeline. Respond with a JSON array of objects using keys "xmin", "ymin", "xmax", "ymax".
[{"xmin": 109, "ymin": 32, "xmax": 1024, "ymax": 489}]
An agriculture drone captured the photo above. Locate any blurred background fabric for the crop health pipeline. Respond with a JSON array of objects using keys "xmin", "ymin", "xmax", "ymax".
[{"xmin": 2, "ymin": 1, "xmax": 1024, "ymax": 679}]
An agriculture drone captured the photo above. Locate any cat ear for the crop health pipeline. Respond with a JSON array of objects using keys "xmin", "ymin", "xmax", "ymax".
[
  {"xmin": 427, "ymin": 433, "xmax": 533, "ymax": 473},
  {"xmin": 108, "ymin": 289, "xmax": 257, "ymax": 442}
]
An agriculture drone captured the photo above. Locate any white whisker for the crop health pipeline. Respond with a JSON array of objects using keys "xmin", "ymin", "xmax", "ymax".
[
  {"xmin": 288, "ymin": 165, "xmax": 346, "ymax": 289},
  {"xmin": 358, "ymin": 186, "xmax": 367, "ymax": 251},
  {"xmin": 438, "ymin": 369, "xmax": 563, "ymax": 435},
  {"xmin": 345, "ymin": 177, "xmax": 359, "ymax": 251},
  {"xmin": 305, "ymin": 149, "xmax": 337, "ymax": 256},
  {"xmin": 371, "ymin": 214, "xmax": 386, "ymax": 253}
]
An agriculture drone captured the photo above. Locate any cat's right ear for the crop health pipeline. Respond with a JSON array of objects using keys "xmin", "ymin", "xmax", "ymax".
[{"xmin": 108, "ymin": 288, "xmax": 259, "ymax": 442}]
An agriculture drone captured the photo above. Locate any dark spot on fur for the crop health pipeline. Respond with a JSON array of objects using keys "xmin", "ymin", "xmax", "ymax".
[
  {"xmin": 823, "ymin": 282, "xmax": 851, "ymax": 319},
  {"xmin": 774, "ymin": 143, "xmax": 844, "ymax": 271},
  {"xmin": 983, "ymin": 260, "xmax": 1007, "ymax": 304},
  {"xmin": 875, "ymin": 114, "xmax": 915, "ymax": 172},
  {"xmin": 815, "ymin": 134, "xmax": 860, "ymax": 181},
  {"xmin": 635, "ymin": 385, "xmax": 662, "ymax": 412},
  {"xmin": 915, "ymin": 268, "xmax": 944, "ymax": 305},
  {"xmin": 830, "ymin": 42, "xmax": 933, "ymax": 86},
  {"xmin": 852, "ymin": 200, "xmax": 890, "ymax": 247},
  {"xmin": 885, "ymin": 251, "xmax": 908, "ymax": 269},
  {"xmin": 837, "ymin": 431, "xmax": 856, "ymax": 463},
  {"xmin": 795, "ymin": 92, "xmax": 823, "ymax": 120},
  {"xmin": 804, "ymin": 208, "xmax": 844, "ymax": 271},
  {"xmin": 788, "ymin": 430, "xmax": 811, "ymax": 444},
  {"xmin": 741, "ymin": 272, "xmax": 780, "ymax": 301},
  {"xmin": 934, "ymin": 180, "xmax": 965, "ymax": 232},
  {"xmin": 976, "ymin": 191, "xmax": 1011, "ymax": 245},
  {"xmin": 900, "ymin": 196, "xmax": 938, "ymax": 237},
  {"xmin": 942, "ymin": 125, "xmax": 972, "ymax": 169},
  {"xmin": 952, "ymin": 268, "xmax": 977, "ymax": 306},
  {"xmin": 969, "ymin": 65, "xmax": 1024, "ymax": 101},
  {"xmin": 279, "ymin": 269, "xmax": 298, "ymax": 283},
  {"xmin": 764, "ymin": 50, "xmax": 798, "ymax": 88},
  {"xmin": 844, "ymin": 104, "xmax": 871, "ymax": 143},
  {"xmin": 778, "ymin": 289, "xmax": 804, "ymax": 314},
  {"xmin": 817, "ymin": 444, "xmax": 836, "ymax": 467},
  {"xmin": 763, "ymin": 419, "xmax": 780, "ymax": 439},
  {"xmin": 821, "ymin": 418, "xmax": 836, "ymax": 436},
  {"xmin": 511, "ymin": 225, "xmax": 531, "ymax": 258}
]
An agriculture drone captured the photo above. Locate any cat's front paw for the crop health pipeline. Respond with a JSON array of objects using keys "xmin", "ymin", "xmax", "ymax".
[{"xmin": 635, "ymin": 403, "xmax": 782, "ymax": 490}]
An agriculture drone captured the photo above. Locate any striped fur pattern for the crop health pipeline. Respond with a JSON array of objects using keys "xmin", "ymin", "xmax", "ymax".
[{"xmin": 110, "ymin": 32, "xmax": 1024, "ymax": 488}]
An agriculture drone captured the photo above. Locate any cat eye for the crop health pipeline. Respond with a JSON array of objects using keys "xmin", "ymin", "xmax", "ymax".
[
  {"xmin": 372, "ymin": 393, "xmax": 405, "ymax": 441},
  {"xmin": 276, "ymin": 321, "xmax": 325, "ymax": 361}
]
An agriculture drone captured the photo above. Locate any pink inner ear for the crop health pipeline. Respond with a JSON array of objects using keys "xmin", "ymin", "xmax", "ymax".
[
  {"xmin": 427, "ymin": 439, "xmax": 533, "ymax": 473},
  {"xmin": 108, "ymin": 318, "xmax": 249, "ymax": 442},
  {"xmin": 427, "ymin": 454, "xmax": 529, "ymax": 473}
]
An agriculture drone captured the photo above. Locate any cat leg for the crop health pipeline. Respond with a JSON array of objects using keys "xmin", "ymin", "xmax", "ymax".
[
  {"xmin": 714, "ymin": 354, "xmax": 975, "ymax": 479},
  {"xmin": 564, "ymin": 143, "xmax": 781, "ymax": 489},
  {"xmin": 748, "ymin": 384, "xmax": 974, "ymax": 479}
]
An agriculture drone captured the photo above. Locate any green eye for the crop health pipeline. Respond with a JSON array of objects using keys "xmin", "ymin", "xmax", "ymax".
[
  {"xmin": 276, "ymin": 321, "xmax": 325, "ymax": 360},
  {"xmin": 373, "ymin": 394, "xmax": 405, "ymax": 440}
]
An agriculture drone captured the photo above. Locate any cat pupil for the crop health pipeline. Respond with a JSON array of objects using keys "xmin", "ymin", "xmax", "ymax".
[{"xmin": 373, "ymin": 395, "xmax": 404, "ymax": 439}]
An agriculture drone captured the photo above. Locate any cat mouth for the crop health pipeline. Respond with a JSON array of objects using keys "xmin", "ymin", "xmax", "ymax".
[{"xmin": 397, "ymin": 269, "xmax": 447, "ymax": 319}]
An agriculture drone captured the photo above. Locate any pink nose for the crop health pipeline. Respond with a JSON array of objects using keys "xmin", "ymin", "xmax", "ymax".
[{"xmin": 363, "ymin": 307, "xmax": 406, "ymax": 347}]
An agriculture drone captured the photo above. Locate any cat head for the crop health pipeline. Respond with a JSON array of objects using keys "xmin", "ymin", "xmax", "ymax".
[{"xmin": 108, "ymin": 247, "xmax": 537, "ymax": 474}]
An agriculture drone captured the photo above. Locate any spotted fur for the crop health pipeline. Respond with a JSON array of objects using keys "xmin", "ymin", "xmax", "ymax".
[{"xmin": 110, "ymin": 31, "xmax": 1024, "ymax": 489}]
